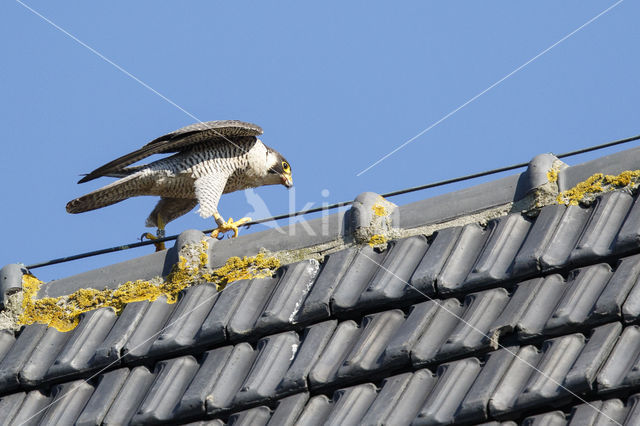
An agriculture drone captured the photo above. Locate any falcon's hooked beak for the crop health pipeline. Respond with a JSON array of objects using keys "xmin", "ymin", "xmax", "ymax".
[{"xmin": 282, "ymin": 173, "xmax": 293, "ymax": 188}]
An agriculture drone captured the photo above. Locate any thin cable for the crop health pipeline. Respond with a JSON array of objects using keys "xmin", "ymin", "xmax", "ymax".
[{"xmin": 24, "ymin": 133, "xmax": 640, "ymax": 269}]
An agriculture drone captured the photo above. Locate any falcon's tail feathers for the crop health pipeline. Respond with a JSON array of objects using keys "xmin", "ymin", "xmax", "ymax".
[{"xmin": 66, "ymin": 175, "xmax": 146, "ymax": 214}]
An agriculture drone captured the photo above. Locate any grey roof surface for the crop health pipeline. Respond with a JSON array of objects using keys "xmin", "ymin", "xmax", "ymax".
[{"xmin": 2, "ymin": 146, "xmax": 640, "ymax": 424}]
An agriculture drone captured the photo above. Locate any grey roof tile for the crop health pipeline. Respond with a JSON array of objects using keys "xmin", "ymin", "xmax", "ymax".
[
  {"xmin": 276, "ymin": 321, "xmax": 336, "ymax": 397},
  {"xmin": 411, "ymin": 299, "xmax": 465, "ymax": 366},
  {"xmin": 38, "ymin": 380, "xmax": 94, "ymax": 425},
  {"xmin": 149, "ymin": 284, "xmax": 219, "ymax": 356},
  {"xmin": 597, "ymin": 325, "xmax": 640, "ymax": 392},
  {"xmin": 361, "ymin": 369, "xmax": 436, "ymax": 426},
  {"xmin": 436, "ymin": 288, "xmax": 509, "ymax": 360},
  {"xmin": 0, "ymin": 324, "xmax": 47, "ymax": 392},
  {"xmin": 46, "ymin": 307, "xmax": 116, "ymax": 380},
  {"xmin": 122, "ymin": 296, "xmax": 176, "ymax": 362},
  {"xmin": 102, "ymin": 366, "xmax": 156, "ymax": 425},
  {"xmin": 539, "ymin": 205, "xmax": 592, "ymax": 271},
  {"xmin": 410, "ymin": 226, "xmax": 462, "ymax": 296},
  {"xmin": 490, "ymin": 278, "xmax": 542, "ymax": 340},
  {"xmin": 92, "ymin": 300, "xmax": 149, "ymax": 367},
  {"xmin": 133, "ymin": 355, "xmax": 199, "ymax": 424},
  {"xmin": 621, "ymin": 257, "xmax": 640, "ymax": 322},
  {"xmin": 324, "ymin": 383, "xmax": 378, "ymax": 426},
  {"xmin": 521, "ymin": 411, "xmax": 567, "ymax": 426},
  {"xmin": 488, "ymin": 344, "xmax": 540, "ymax": 416},
  {"xmin": 330, "ymin": 246, "xmax": 387, "ymax": 313},
  {"xmin": 415, "ymin": 358, "xmax": 482, "ymax": 425},
  {"xmin": 0, "ymin": 330, "xmax": 15, "ymax": 362},
  {"xmin": 517, "ymin": 274, "xmax": 567, "ymax": 340},
  {"xmin": 6, "ymin": 389, "xmax": 52, "ymax": 426},
  {"xmin": 198, "ymin": 278, "xmax": 249, "ymax": 346},
  {"xmin": 201, "ymin": 343, "xmax": 256, "ymax": 414},
  {"xmin": 382, "ymin": 301, "xmax": 439, "ymax": 369},
  {"xmin": 544, "ymin": 264, "xmax": 613, "ymax": 334},
  {"xmin": 20, "ymin": 326, "xmax": 71, "ymax": 386},
  {"xmin": 437, "ymin": 223, "xmax": 490, "ymax": 294},
  {"xmin": 570, "ymin": 191, "xmax": 633, "ymax": 263},
  {"xmin": 455, "ymin": 348, "xmax": 518, "ymax": 423},
  {"xmin": 295, "ymin": 248, "xmax": 356, "ymax": 323},
  {"xmin": 478, "ymin": 423, "xmax": 517, "ymax": 426},
  {"xmin": 266, "ymin": 392, "xmax": 309, "ymax": 426},
  {"xmin": 564, "ymin": 322, "xmax": 621, "ymax": 392},
  {"xmin": 593, "ymin": 254, "xmax": 640, "ymax": 322},
  {"xmin": 228, "ymin": 406, "xmax": 271, "ymax": 426},
  {"xmin": 75, "ymin": 368, "xmax": 129, "ymax": 426},
  {"xmin": 234, "ymin": 331, "xmax": 300, "ymax": 405},
  {"xmin": 0, "ymin": 391, "xmax": 25, "ymax": 424},
  {"xmin": 568, "ymin": 398, "xmax": 627, "ymax": 426},
  {"xmin": 512, "ymin": 205, "xmax": 566, "ymax": 276},
  {"xmin": 336, "ymin": 310, "xmax": 405, "ymax": 380},
  {"xmin": 357, "ymin": 236, "xmax": 429, "ymax": 307},
  {"xmin": 623, "ymin": 393, "xmax": 640, "ymax": 424},
  {"xmin": 308, "ymin": 320, "xmax": 360, "ymax": 387},
  {"xmin": 615, "ymin": 192, "xmax": 640, "ymax": 253},
  {"xmin": 255, "ymin": 259, "xmax": 320, "ymax": 329},
  {"xmin": 513, "ymin": 334, "xmax": 585, "ymax": 410},
  {"xmin": 185, "ymin": 417, "xmax": 220, "ymax": 426},
  {"xmin": 464, "ymin": 214, "xmax": 532, "ymax": 289},
  {"xmin": 227, "ymin": 275, "xmax": 280, "ymax": 340},
  {"xmin": 176, "ymin": 345, "xmax": 234, "ymax": 418},
  {"xmin": 358, "ymin": 372, "xmax": 413, "ymax": 426},
  {"xmin": 295, "ymin": 394, "xmax": 333, "ymax": 426}
]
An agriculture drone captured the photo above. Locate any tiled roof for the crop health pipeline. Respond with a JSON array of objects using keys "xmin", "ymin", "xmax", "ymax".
[{"xmin": 2, "ymin": 147, "xmax": 640, "ymax": 424}]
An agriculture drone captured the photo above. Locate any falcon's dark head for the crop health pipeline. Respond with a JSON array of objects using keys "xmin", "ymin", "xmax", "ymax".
[{"xmin": 265, "ymin": 148, "xmax": 293, "ymax": 188}]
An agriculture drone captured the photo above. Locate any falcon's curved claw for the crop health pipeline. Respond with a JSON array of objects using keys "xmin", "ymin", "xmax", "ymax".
[
  {"xmin": 141, "ymin": 224, "xmax": 166, "ymax": 252},
  {"xmin": 211, "ymin": 216, "xmax": 252, "ymax": 240}
]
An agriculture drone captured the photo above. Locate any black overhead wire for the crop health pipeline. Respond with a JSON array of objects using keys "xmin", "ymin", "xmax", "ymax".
[{"xmin": 25, "ymin": 134, "xmax": 640, "ymax": 270}]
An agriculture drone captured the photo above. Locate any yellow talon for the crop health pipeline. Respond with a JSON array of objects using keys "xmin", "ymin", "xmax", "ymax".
[
  {"xmin": 142, "ymin": 215, "xmax": 166, "ymax": 251},
  {"xmin": 141, "ymin": 232, "xmax": 166, "ymax": 252},
  {"xmin": 211, "ymin": 215, "xmax": 252, "ymax": 239}
]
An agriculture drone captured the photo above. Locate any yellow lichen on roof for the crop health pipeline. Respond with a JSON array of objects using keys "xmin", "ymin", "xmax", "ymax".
[
  {"xmin": 372, "ymin": 203, "xmax": 388, "ymax": 217},
  {"xmin": 556, "ymin": 170, "xmax": 640, "ymax": 206},
  {"xmin": 17, "ymin": 240, "xmax": 281, "ymax": 332},
  {"xmin": 368, "ymin": 234, "xmax": 387, "ymax": 247},
  {"xmin": 547, "ymin": 168, "xmax": 558, "ymax": 183},
  {"xmin": 202, "ymin": 252, "xmax": 281, "ymax": 291}
]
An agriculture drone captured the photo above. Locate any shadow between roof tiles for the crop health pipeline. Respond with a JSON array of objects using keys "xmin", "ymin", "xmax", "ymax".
[{"xmin": 3, "ymin": 191, "xmax": 640, "ymax": 423}]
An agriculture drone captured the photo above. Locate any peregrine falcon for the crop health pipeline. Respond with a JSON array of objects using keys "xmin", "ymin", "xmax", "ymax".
[{"xmin": 66, "ymin": 120, "xmax": 293, "ymax": 249}]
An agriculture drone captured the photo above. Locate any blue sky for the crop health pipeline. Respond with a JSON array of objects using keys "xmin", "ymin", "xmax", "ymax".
[{"xmin": 1, "ymin": 1, "xmax": 638, "ymax": 282}]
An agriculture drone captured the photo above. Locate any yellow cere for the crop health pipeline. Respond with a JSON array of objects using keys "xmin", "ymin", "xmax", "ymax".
[
  {"xmin": 368, "ymin": 234, "xmax": 387, "ymax": 247},
  {"xmin": 18, "ymin": 240, "xmax": 281, "ymax": 332},
  {"xmin": 372, "ymin": 203, "xmax": 388, "ymax": 217},
  {"xmin": 556, "ymin": 170, "xmax": 640, "ymax": 206}
]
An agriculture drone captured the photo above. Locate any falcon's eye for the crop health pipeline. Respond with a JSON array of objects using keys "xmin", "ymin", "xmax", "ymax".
[{"xmin": 282, "ymin": 161, "xmax": 291, "ymax": 173}]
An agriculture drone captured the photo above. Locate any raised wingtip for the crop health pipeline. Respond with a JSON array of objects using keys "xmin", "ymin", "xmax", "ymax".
[{"xmin": 77, "ymin": 173, "xmax": 94, "ymax": 184}]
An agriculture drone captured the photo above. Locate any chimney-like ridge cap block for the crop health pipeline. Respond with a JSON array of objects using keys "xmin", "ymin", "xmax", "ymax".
[
  {"xmin": 0, "ymin": 264, "xmax": 26, "ymax": 310},
  {"xmin": 345, "ymin": 192, "xmax": 399, "ymax": 246},
  {"xmin": 515, "ymin": 153, "xmax": 565, "ymax": 199}
]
